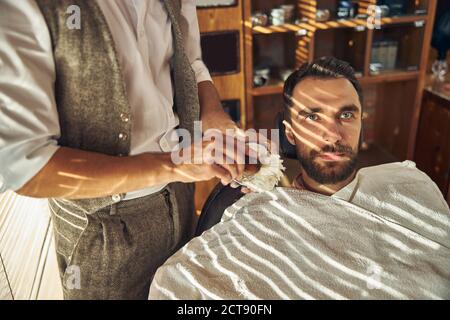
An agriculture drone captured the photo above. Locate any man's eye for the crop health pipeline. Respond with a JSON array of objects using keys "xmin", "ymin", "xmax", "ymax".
[
  {"xmin": 340, "ymin": 112, "xmax": 354, "ymax": 120},
  {"xmin": 306, "ymin": 114, "xmax": 319, "ymax": 121}
]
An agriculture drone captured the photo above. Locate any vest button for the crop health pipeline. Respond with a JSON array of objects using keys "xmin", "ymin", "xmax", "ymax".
[
  {"xmin": 112, "ymin": 194, "xmax": 121, "ymax": 203},
  {"xmin": 120, "ymin": 113, "xmax": 130, "ymax": 123},
  {"xmin": 118, "ymin": 132, "xmax": 128, "ymax": 141}
]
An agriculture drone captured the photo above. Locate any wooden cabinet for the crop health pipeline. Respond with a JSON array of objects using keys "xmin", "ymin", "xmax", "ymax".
[
  {"xmin": 414, "ymin": 87, "xmax": 450, "ymax": 205},
  {"xmin": 243, "ymin": 0, "xmax": 437, "ymax": 162},
  {"xmin": 192, "ymin": 1, "xmax": 442, "ymax": 210},
  {"xmin": 196, "ymin": 2, "xmax": 247, "ymax": 127}
]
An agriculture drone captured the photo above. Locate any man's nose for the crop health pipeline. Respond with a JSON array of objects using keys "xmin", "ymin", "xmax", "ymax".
[{"xmin": 322, "ymin": 122, "xmax": 342, "ymax": 145}]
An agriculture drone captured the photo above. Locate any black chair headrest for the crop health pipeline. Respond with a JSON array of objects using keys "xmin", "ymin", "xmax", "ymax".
[{"xmin": 275, "ymin": 112, "xmax": 298, "ymax": 159}]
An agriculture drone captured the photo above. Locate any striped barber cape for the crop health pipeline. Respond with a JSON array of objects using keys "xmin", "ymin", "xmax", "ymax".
[{"xmin": 149, "ymin": 161, "xmax": 450, "ymax": 300}]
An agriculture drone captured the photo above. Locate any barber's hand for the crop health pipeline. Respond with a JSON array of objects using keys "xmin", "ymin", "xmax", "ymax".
[
  {"xmin": 202, "ymin": 110, "xmax": 249, "ymax": 182},
  {"xmin": 171, "ymin": 133, "xmax": 246, "ymax": 185},
  {"xmin": 201, "ymin": 109, "xmax": 278, "ymax": 193}
]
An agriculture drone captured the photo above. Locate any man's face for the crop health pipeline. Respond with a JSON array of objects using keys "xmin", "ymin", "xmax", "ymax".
[{"xmin": 284, "ymin": 77, "xmax": 362, "ymax": 185}]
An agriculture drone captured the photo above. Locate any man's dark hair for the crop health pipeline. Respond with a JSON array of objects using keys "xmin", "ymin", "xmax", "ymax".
[{"xmin": 283, "ymin": 57, "xmax": 363, "ymax": 121}]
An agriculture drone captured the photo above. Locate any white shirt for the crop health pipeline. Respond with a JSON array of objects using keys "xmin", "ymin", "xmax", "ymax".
[{"xmin": 0, "ymin": 0, "xmax": 212, "ymax": 199}]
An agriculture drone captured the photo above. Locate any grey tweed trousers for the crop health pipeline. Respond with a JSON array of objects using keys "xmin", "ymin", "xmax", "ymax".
[{"xmin": 48, "ymin": 182, "xmax": 195, "ymax": 300}]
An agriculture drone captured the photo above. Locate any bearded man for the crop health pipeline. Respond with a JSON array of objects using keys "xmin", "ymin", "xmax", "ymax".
[{"xmin": 149, "ymin": 57, "xmax": 450, "ymax": 300}]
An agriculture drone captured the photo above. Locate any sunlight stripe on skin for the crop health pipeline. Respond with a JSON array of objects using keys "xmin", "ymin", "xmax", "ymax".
[{"xmin": 56, "ymin": 172, "xmax": 94, "ymax": 180}]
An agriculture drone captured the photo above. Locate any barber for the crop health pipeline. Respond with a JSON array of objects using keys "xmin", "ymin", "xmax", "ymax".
[{"xmin": 0, "ymin": 0, "xmax": 242, "ymax": 299}]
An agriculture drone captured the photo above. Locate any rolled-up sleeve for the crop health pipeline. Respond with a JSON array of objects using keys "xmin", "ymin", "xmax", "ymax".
[
  {"xmin": 181, "ymin": 0, "xmax": 213, "ymax": 84},
  {"xmin": 0, "ymin": 0, "xmax": 61, "ymax": 193}
]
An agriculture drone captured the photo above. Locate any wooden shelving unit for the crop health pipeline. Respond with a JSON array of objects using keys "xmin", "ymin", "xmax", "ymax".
[
  {"xmin": 249, "ymin": 71, "xmax": 407, "ymax": 95},
  {"xmin": 243, "ymin": 0, "xmax": 437, "ymax": 162},
  {"xmin": 251, "ymin": 15, "xmax": 427, "ymax": 34},
  {"xmin": 196, "ymin": 2, "xmax": 247, "ymax": 127},
  {"xmin": 192, "ymin": 1, "xmax": 437, "ymax": 210}
]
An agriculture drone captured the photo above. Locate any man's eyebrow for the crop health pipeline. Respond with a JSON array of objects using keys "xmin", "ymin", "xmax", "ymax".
[
  {"xmin": 340, "ymin": 104, "xmax": 360, "ymax": 113},
  {"xmin": 297, "ymin": 107, "xmax": 322, "ymax": 117},
  {"xmin": 296, "ymin": 104, "xmax": 360, "ymax": 118}
]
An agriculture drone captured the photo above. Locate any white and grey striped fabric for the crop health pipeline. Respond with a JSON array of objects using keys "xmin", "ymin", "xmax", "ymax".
[
  {"xmin": 0, "ymin": 254, "xmax": 12, "ymax": 300},
  {"xmin": 149, "ymin": 161, "xmax": 450, "ymax": 300},
  {"xmin": 0, "ymin": 191, "xmax": 63, "ymax": 299}
]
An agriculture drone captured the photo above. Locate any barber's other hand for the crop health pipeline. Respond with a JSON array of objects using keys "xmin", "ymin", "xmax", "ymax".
[{"xmin": 171, "ymin": 134, "xmax": 246, "ymax": 185}]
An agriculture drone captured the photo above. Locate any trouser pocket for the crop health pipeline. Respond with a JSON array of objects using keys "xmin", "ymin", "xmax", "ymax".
[
  {"xmin": 56, "ymin": 193, "xmax": 177, "ymax": 299},
  {"xmin": 163, "ymin": 189, "xmax": 177, "ymax": 253}
]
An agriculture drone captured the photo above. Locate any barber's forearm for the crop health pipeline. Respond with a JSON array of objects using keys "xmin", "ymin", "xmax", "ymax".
[
  {"xmin": 16, "ymin": 82, "xmax": 236, "ymax": 199},
  {"xmin": 198, "ymin": 81, "xmax": 230, "ymax": 120},
  {"xmin": 16, "ymin": 147, "xmax": 175, "ymax": 199},
  {"xmin": 198, "ymin": 81, "xmax": 237, "ymax": 132}
]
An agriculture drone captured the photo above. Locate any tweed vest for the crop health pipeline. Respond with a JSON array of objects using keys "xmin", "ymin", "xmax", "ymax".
[{"xmin": 35, "ymin": 0, "xmax": 200, "ymax": 214}]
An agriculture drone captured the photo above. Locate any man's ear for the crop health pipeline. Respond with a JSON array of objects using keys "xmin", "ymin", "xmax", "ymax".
[{"xmin": 282, "ymin": 120, "xmax": 296, "ymax": 146}]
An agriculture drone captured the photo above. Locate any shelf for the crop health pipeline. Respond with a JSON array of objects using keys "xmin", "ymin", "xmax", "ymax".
[
  {"xmin": 379, "ymin": 15, "xmax": 427, "ymax": 26},
  {"xmin": 250, "ymin": 71, "xmax": 420, "ymax": 96},
  {"xmin": 252, "ymin": 76, "xmax": 364, "ymax": 97},
  {"xmin": 251, "ymin": 80, "xmax": 284, "ymax": 96},
  {"xmin": 251, "ymin": 15, "xmax": 427, "ymax": 35},
  {"xmin": 252, "ymin": 19, "xmax": 366, "ymax": 34},
  {"xmin": 252, "ymin": 22, "xmax": 317, "ymax": 34},
  {"xmin": 360, "ymin": 70, "xmax": 420, "ymax": 84}
]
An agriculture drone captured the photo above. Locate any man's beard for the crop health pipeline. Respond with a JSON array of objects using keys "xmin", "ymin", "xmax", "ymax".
[{"xmin": 297, "ymin": 143, "xmax": 358, "ymax": 185}]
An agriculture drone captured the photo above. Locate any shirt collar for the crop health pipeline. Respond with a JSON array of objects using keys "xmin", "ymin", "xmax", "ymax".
[{"xmin": 292, "ymin": 172, "xmax": 307, "ymax": 190}]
